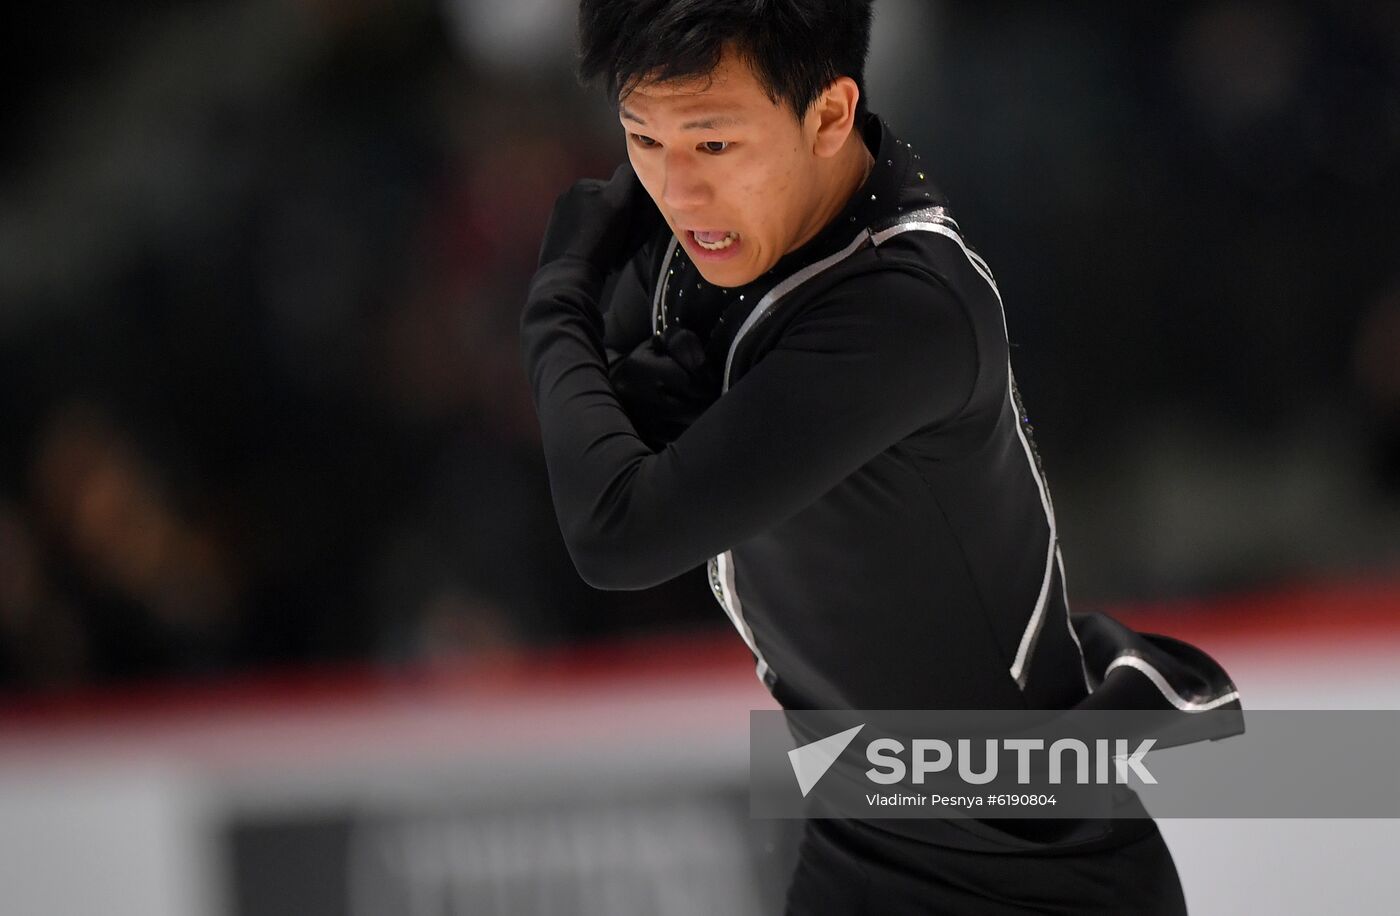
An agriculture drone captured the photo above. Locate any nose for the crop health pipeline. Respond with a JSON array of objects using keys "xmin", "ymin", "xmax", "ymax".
[{"xmin": 660, "ymin": 150, "xmax": 712, "ymax": 213}]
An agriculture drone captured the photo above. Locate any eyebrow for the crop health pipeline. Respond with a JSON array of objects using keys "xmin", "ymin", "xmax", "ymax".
[{"xmin": 619, "ymin": 106, "xmax": 743, "ymax": 131}]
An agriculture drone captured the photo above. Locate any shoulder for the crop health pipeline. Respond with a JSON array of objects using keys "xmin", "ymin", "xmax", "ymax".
[
  {"xmin": 757, "ymin": 263, "xmax": 980, "ymax": 406},
  {"xmin": 779, "ymin": 255, "xmax": 974, "ymax": 347},
  {"xmin": 862, "ymin": 216, "xmax": 1004, "ymax": 318}
]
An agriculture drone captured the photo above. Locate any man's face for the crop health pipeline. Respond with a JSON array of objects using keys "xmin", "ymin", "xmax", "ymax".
[{"xmin": 620, "ymin": 48, "xmax": 824, "ymax": 287}]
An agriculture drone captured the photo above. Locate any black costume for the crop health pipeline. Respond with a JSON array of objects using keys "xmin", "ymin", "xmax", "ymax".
[{"xmin": 521, "ymin": 110, "xmax": 1241, "ymax": 913}]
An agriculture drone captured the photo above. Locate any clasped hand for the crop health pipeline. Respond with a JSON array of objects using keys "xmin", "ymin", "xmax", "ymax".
[
  {"xmin": 531, "ymin": 162, "xmax": 720, "ymax": 449},
  {"xmin": 536, "ymin": 162, "xmax": 665, "ymax": 272}
]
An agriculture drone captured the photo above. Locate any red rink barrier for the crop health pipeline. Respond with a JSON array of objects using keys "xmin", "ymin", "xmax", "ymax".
[{"xmin": 0, "ymin": 573, "xmax": 1395, "ymax": 739}]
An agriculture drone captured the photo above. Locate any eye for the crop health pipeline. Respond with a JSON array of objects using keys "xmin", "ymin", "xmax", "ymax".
[
  {"xmin": 629, "ymin": 133, "xmax": 658, "ymax": 148},
  {"xmin": 700, "ymin": 140, "xmax": 730, "ymax": 154}
]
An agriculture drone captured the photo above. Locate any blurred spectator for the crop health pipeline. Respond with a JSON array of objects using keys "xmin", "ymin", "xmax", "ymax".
[{"xmin": 27, "ymin": 400, "xmax": 238, "ymax": 681}]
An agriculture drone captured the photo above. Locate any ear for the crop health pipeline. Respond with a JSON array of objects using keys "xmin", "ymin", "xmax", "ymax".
[{"xmin": 808, "ymin": 76, "xmax": 861, "ymax": 159}]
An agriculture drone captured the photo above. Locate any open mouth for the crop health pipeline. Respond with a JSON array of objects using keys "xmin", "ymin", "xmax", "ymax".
[{"xmin": 690, "ymin": 230, "xmax": 739, "ymax": 251}]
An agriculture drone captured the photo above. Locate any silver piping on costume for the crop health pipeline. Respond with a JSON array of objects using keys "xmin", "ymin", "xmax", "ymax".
[
  {"xmin": 1104, "ymin": 655, "xmax": 1243, "ymax": 711},
  {"xmin": 651, "ymin": 237, "xmax": 680, "ymax": 336}
]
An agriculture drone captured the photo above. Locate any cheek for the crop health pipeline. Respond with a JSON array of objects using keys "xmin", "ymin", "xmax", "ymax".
[
  {"xmin": 739, "ymin": 160, "xmax": 797, "ymax": 241},
  {"xmin": 727, "ymin": 155, "xmax": 771, "ymax": 205}
]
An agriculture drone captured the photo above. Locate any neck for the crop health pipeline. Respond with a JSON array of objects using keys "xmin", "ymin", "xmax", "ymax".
[{"xmin": 788, "ymin": 121, "xmax": 875, "ymax": 254}]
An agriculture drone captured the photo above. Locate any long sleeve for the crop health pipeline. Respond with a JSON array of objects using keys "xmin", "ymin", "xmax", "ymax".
[
  {"xmin": 600, "ymin": 239, "xmax": 657, "ymax": 361},
  {"xmin": 519, "ymin": 252, "xmax": 980, "ymax": 590}
]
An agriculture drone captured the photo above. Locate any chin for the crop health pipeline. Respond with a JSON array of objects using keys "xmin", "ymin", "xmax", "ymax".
[
  {"xmin": 698, "ymin": 256, "xmax": 767, "ymax": 289},
  {"xmin": 696, "ymin": 265, "xmax": 746, "ymax": 288}
]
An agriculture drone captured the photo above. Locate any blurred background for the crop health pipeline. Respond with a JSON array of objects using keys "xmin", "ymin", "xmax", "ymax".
[{"xmin": 0, "ymin": 1, "xmax": 1397, "ymax": 914}]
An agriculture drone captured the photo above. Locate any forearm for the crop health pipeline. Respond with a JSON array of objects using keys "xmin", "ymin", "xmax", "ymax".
[{"xmin": 520, "ymin": 256, "xmax": 700, "ymax": 589}]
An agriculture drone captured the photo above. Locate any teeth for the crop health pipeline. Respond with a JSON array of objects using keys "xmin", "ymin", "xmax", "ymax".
[{"xmin": 694, "ymin": 231, "xmax": 738, "ymax": 251}]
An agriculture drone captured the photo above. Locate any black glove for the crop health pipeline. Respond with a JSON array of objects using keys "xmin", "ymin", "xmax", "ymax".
[
  {"xmin": 609, "ymin": 325, "xmax": 721, "ymax": 450},
  {"xmin": 537, "ymin": 162, "xmax": 666, "ymax": 273}
]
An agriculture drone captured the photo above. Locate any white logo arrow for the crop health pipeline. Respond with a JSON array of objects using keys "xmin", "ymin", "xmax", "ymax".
[{"xmin": 787, "ymin": 724, "xmax": 865, "ymax": 797}]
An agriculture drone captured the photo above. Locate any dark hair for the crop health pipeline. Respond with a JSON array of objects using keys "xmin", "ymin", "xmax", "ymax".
[{"xmin": 578, "ymin": 0, "xmax": 875, "ymax": 121}]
